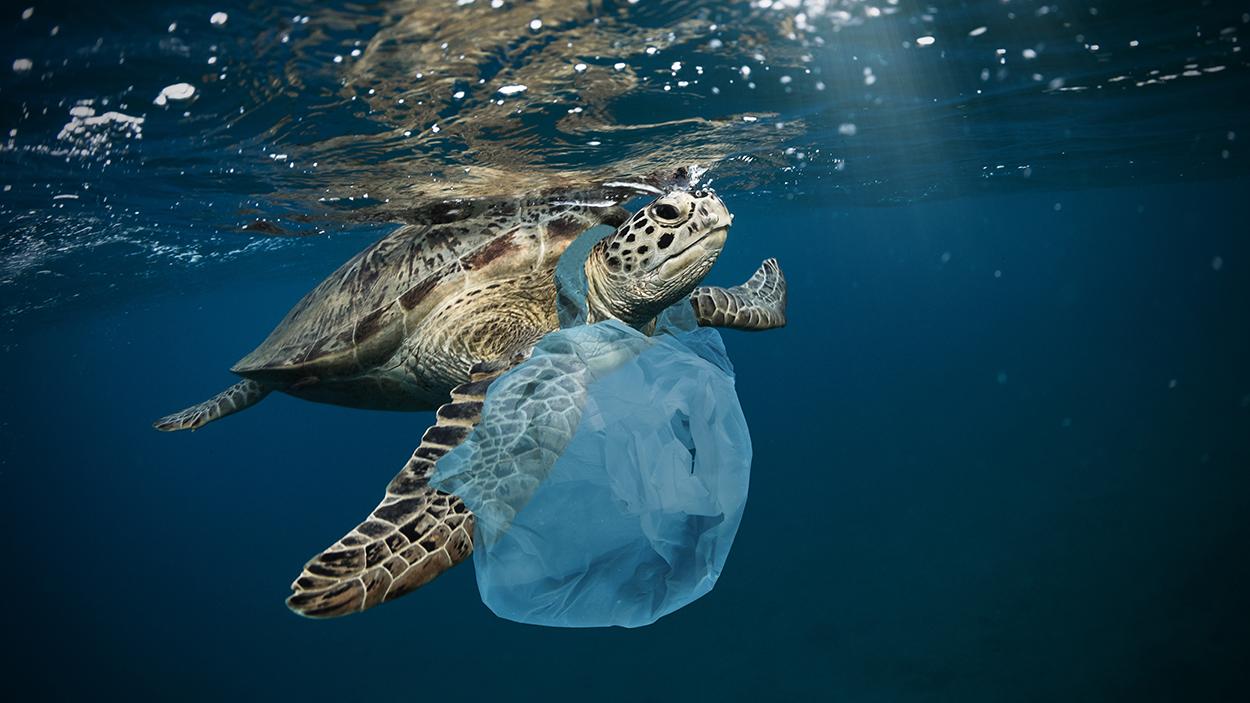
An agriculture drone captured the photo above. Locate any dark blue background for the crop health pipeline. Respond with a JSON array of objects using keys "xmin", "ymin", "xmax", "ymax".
[{"xmin": 4, "ymin": 180, "xmax": 1248, "ymax": 700}]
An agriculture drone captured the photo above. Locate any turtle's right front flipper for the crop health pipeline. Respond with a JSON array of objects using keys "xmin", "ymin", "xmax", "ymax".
[
  {"xmin": 285, "ymin": 358, "xmax": 517, "ymax": 618},
  {"xmin": 690, "ymin": 257, "xmax": 787, "ymax": 331},
  {"xmin": 153, "ymin": 379, "xmax": 270, "ymax": 432}
]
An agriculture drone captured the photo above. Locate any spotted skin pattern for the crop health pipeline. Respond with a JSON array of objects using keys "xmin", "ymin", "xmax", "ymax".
[{"xmin": 585, "ymin": 189, "xmax": 733, "ymax": 326}]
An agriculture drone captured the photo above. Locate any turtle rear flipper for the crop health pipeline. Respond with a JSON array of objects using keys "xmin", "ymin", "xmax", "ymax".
[
  {"xmin": 690, "ymin": 258, "xmax": 787, "ymax": 331},
  {"xmin": 285, "ymin": 358, "xmax": 518, "ymax": 618},
  {"xmin": 152, "ymin": 379, "xmax": 270, "ymax": 432}
]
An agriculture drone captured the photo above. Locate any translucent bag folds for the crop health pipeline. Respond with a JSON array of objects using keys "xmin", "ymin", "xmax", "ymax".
[{"xmin": 430, "ymin": 317, "xmax": 752, "ymax": 627}]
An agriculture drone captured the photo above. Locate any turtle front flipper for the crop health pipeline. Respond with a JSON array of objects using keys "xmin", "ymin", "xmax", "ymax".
[
  {"xmin": 285, "ymin": 358, "xmax": 518, "ymax": 618},
  {"xmin": 152, "ymin": 379, "xmax": 270, "ymax": 432},
  {"xmin": 690, "ymin": 258, "xmax": 788, "ymax": 331}
]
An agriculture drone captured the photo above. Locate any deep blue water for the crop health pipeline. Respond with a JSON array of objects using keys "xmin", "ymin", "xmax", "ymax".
[{"xmin": 3, "ymin": 1, "xmax": 1250, "ymax": 701}]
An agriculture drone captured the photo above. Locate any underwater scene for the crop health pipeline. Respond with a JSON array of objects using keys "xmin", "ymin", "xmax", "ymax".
[{"xmin": 3, "ymin": 0, "xmax": 1249, "ymax": 699}]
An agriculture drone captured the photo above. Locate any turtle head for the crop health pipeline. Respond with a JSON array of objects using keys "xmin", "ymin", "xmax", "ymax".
[{"xmin": 584, "ymin": 189, "xmax": 731, "ymax": 327}]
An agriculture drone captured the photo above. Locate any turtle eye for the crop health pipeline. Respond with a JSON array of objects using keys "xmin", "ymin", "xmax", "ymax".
[{"xmin": 652, "ymin": 202, "xmax": 681, "ymax": 221}]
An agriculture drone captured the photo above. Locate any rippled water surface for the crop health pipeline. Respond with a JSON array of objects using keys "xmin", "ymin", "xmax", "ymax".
[
  {"xmin": 2, "ymin": 1, "xmax": 1249, "ymax": 700},
  {"xmin": 4, "ymin": 0, "xmax": 1247, "ymax": 319}
]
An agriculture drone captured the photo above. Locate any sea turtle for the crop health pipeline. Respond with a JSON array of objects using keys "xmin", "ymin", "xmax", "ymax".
[{"xmin": 155, "ymin": 186, "xmax": 786, "ymax": 617}]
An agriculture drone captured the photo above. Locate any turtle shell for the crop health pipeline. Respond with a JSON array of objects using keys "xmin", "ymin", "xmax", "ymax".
[{"xmin": 231, "ymin": 199, "xmax": 627, "ymax": 384}]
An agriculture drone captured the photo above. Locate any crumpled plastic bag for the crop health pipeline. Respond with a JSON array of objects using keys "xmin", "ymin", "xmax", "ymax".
[{"xmin": 430, "ymin": 318, "xmax": 752, "ymax": 627}]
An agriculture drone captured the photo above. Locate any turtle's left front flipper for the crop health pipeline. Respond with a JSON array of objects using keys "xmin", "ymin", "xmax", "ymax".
[
  {"xmin": 690, "ymin": 258, "xmax": 787, "ymax": 331},
  {"xmin": 285, "ymin": 359, "xmax": 516, "ymax": 618}
]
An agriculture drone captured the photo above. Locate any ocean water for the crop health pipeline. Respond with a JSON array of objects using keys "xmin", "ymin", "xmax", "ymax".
[{"xmin": 3, "ymin": 1, "xmax": 1249, "ymax": 700}]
